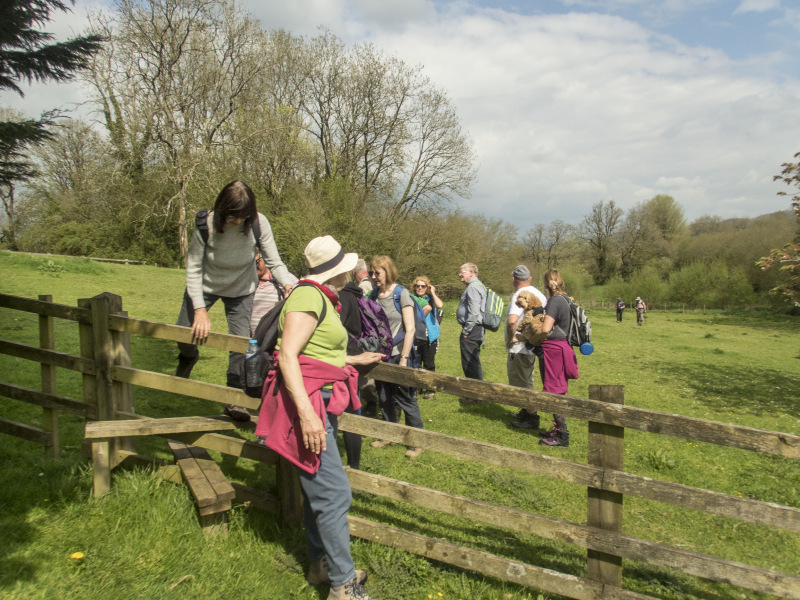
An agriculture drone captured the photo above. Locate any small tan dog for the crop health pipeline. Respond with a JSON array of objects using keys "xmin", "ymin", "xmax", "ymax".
[{"xmin": 515, "ymin": 290, "xmax": 547, "ymax": 346}]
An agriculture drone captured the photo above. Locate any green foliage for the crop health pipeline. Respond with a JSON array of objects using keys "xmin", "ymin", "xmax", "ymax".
[
  {"xmin": 1, "ymin": 261, "xmax": 799, "ymax": 599},
  {"xmin": 646, "ymin": 448, "xmax": 677, "ymax": 471}
]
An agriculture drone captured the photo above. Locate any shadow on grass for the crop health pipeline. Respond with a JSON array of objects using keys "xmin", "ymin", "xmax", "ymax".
[
  {"xmin": 0, "ymin": 443, "xmax": 88, "ymax": 591},
  {"xmin": 654, "ymin": 361, "xmax": 800, "ymax": 419}
]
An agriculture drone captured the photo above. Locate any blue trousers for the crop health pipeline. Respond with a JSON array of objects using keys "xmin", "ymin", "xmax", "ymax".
[{"xmin": 297, "ymin": 408, "xmax": 356, "ymax": 587}]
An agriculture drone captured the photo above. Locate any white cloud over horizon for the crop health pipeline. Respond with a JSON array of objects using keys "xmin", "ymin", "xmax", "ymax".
[{"xmin": 3, "ymin": 0, "xmax": 799, "ymax": 234}]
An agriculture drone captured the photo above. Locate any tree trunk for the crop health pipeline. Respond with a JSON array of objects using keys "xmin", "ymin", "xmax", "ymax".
[{"xmin": 179, "ymin": 187, "xmax": 188, "ymax": 263}]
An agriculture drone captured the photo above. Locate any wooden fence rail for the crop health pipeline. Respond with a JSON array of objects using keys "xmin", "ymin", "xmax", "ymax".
[{"xmin": 1, "ymin": 291, "xmax": 799, "ymax": 600}]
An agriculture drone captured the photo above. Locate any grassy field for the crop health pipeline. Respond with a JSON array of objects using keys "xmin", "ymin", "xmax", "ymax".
[{"xmin": 1, "ymin": 250, "xmax": 799, "ymax": 600}]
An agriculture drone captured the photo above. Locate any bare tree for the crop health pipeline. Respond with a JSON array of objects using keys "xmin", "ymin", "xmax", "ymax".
[
  {"xmin": 299, "ymin": 30, "xmax": 475, "ymax": 219},
  {"xmin": 578, "ymin": 200, "xmax": 623, "ymax": 284},
  {"xmin": 85, "ymin": 0, "xmax": 265, "ymax": 259},
  {"xmin": 522, "ymin": 224, "xmax": 546, "ymax": 269}
]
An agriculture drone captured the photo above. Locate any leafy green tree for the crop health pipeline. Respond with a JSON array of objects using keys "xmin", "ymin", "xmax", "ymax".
[
  {"xmin": 0, "ymin": 0, "xmax": 102, "ymax": 247},
  {"xmin": 758, "ymin": 152, "xmax": 800, "ymax": 306},
  {"xmin": 642, "ymin": 194, "xmax": 687, "ymax": 241}
]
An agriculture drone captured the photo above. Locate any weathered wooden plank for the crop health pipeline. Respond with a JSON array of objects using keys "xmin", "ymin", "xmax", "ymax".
[
  {"xmin": 0, "ymin": 338, "xmax": 95, "ymax": 375},
  {"xmin": 110, "ymin": 365, "xmax": 259, "ymax": 409},
  {"xmin": 112, "ymin": 309, "xmax": 136, "ymax": 455},
  {"xmin": 39, "ymin": 294, "xmax": 59, "ymax": 458},
  {"xmin": 0, "ymin": 293, "xmax": 91, "ymax": 324},
  {"xmin": 0, "ymin": 382, "xmax": 95, "ymax": 418},
  {"xmin": 231, "ymin": 483, "xmax": 280, "ymax": 514},
  {"xmin": 197, "ymin": 498, "xmax": 232, "ymax": 517},
  {"xmin": 277, "ymin": 457, "xmax": 303, "ymax": 527},
  {"xmin": 338, "ymin": 413, "xmax": 800, "ymax": 532},
  {"xmin": 86, "ymin": 416, "xmax": 240, "ymax": 439},
  {"xmin": 359, "ymin": 363, "xmax": 800, "ymax": 458},
  {"xmin": 0, "ymin": 416, "xmax": 51, "ymax": 446},
  {"xmin": 168, "ymin": 441, "xmax": 217, "ymax": 508},
  {"xmin": 198, "ymin": 510, "xmax": 228, "ymax": 535},
  {"xmin": 347, "ymin": 516, "xmax": 655, "ymax": 600},
  {"xmin": 165, "ymin": 431, "xmax": 279, "ymax": 465},
  {"xmin": 92, "ymin": 441, "xmax": 111, "ymax": 497},
  {"xmin": 346, "ymin": 470, "xmax": 800, "ymax": 599},
  {"xmin": 115, "ymin": 450, "xmax": 163, "ymax": 470},
  {"xmin": 113, "ymin": 411, "xmax": 278, "ymax": 465},
  {"xmin": 107, "ymin": 314, "xmax": 248, "ymax": 353},
  {"xmin": 587, "ymin": 385, "xmax": 624, "ymax": 587},
  {"xmin": 185, "ymin": 445, "xmax": 235, "ymax": 504}
]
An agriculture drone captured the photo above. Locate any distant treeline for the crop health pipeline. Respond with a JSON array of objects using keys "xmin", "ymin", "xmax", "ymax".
[{"xmin": 1, "ymin": 0, "xmax": 797, "ymax": 309}]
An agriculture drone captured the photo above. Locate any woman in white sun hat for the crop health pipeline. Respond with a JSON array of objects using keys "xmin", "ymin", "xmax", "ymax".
[{"xmin": 255, "ymin": 235, "xmax": 381, "ymax": 600}]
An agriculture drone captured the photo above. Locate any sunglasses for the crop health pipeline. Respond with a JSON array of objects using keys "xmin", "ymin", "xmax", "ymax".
[{"xmin": 414, "ymin": 284, "xmax": 427, "ymax": 289}]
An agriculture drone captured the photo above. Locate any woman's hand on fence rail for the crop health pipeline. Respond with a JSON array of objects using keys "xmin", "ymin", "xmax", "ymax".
[
  {"xmin": 346, "ymin": 352, "xmax": 384, "ymax": 366},
  {"xmin": 191, "ymin": 308, "xmax": 211, "ymax": 341}
]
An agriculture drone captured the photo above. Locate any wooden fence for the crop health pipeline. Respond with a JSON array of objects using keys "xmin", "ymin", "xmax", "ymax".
[{"xmin": 1, "ymin": 291, "xmax": 799, "ymax": 600}]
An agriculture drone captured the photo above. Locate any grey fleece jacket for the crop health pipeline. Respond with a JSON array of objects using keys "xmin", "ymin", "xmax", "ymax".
[{"xmin": 185, "ymin": 211, "xmax": 297, "ymax": 308}]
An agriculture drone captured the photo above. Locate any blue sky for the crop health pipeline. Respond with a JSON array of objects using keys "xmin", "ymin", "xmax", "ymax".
[{"xmin": 4, "ymin": 0, "xmax": 800, "ymax": 233}]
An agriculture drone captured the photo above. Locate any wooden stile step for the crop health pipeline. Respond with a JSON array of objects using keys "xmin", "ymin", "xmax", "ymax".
[{"xmin": 168, "ymin": 440, "xmax": 235, "ymax": 535}]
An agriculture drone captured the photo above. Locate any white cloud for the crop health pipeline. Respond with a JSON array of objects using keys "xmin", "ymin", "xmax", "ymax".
[
  {"xmin": 734, "ymin": 0, "xmax": 781, "ymax": 15},
  {"xmin": 364, "ymin": 7, "xmax": 800, "ymax": 228},
  {"xmin": 3, "ymin": 0, "xmax": 799, "ymax": 233}
]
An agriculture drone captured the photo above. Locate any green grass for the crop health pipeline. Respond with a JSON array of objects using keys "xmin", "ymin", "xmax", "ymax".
[{"xmin": 0, "ymin": 250, "xmax": 799, "ymax": 600}]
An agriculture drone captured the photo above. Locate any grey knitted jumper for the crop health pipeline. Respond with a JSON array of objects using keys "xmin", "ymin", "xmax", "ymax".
[{"xmin": 185, "ymin": 211, "xmax": 296, "ymax": 308}]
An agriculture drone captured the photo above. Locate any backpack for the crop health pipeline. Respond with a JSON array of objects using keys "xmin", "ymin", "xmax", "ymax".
[
  {"xmin": 481, "ymin": 285, "xmax": 505, "ymax": 332},
  {"xmin": 195, "ymin": 209, "xmax": 263, "ymax": 254},
  {"xmin": 412, "ymin": 294, "xmax": 441, "ymax": 343},
  {"xmin": 352, "ymin": 295, "xmax": 393, "ymax": 361},
  {"xmin": 562, "ymin": 295, "xmax": 592, "ymax": 348},
  {"xmin": 370, "ymin": 285, "xmax": 424, "ymax": 367},
  {"xmin": 244, "ymin": 283, "xmax": 327, "ymax": 398}
]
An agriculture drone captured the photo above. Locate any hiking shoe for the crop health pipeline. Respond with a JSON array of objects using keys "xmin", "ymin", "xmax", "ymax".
[
  {"xmin": 512, "ymin": 410, "xmax": 540, "ymax": 430},
  {"xmin": 539, "ymin": 429, "xmax": 569, "ymax": 447},
  {"xmin": 422, "ymin": 391, "xmax": 435, "ymax": 399},
  {"xmin": 307, "ymin": 558, "xmax": 367, "ymax": 586},
  {"xmin": 327, "ymin": 575, "xmax": 373, "ymax": 599},
  {"xmin": 370, "ymin": 439, "xmax": 392, "ymax": 449},
  {"xmin": 223, "ymin": 404, "xmax": 252, "ymax": 422},
  {"xmin": 175, "ymin": 353, "xmax": 198, "ymax": 378},
  {"xmin": 538, "ymin": 421, "xmax": 557, "ymax": 438},
  {"xmin": 458, "ymin": 397, "xmax": 481, "ymax": 404},
  {"xmin": 405, "ymin": 447, "xmax": 423, "ymax": 458}
]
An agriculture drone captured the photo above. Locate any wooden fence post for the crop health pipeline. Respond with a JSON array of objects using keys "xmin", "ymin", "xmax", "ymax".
[
  {"xmin": 112, "ymin": 309, "xmax": 136, "ymax": 456},
  {"xmin": 276, "ymin": 457, "xmax": 304, "ymax": 527},
  {"xmin": 79, "ymin": 292, "xmax": 126, "ymax": 496},
  {"xmin": 587, "ymin": 384, "xmax": 625, "ymax": 587},
  {"xmin": 38, "ymin": 294, "xmax": 58, "ymax": 458}
]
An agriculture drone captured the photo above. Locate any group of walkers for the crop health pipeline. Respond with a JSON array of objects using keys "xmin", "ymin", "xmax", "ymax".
[
  {"xmin": 615, "ymin": 297, "xmax": 647, "ymax": 325},
  {"xmin": 172, "ymin": 180, "xmax": 582, "ymax": 600}
]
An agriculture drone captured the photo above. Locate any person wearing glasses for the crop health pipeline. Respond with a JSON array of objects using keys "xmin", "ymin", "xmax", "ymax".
[
  {"xmin": 174, "ymin": 181, "xmax": 297, "ymax": 422},
  {"xmin": 410, "ymin": 276, "xmax": 443, "ymax": 399},
  {"xmin": 369, "ymin": 255, "xmax": 425, "ymax": 458}
]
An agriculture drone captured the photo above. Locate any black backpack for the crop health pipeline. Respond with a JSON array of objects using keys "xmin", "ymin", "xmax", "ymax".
[
  {"xmin": 195, "ymin": 209, "xmax": 262, "ymax": 254},
  {"xmin": 243, "ymin": 283, "xmax": 327, "ymax": 398}
]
